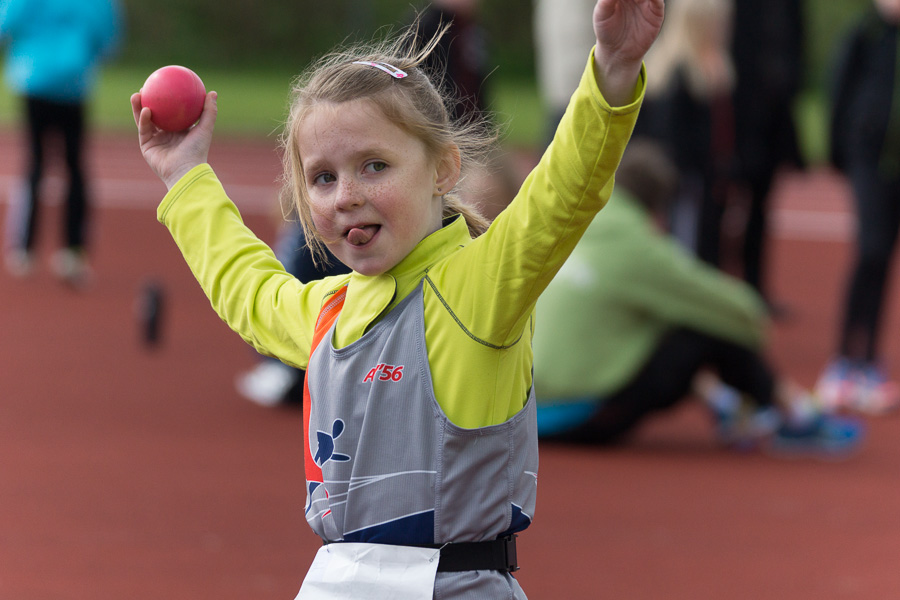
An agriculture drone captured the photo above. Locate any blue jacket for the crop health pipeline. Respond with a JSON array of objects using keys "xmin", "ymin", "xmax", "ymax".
[{"xmin": 0, "ymin": 0, "xmax": 122, "ymax": 103}]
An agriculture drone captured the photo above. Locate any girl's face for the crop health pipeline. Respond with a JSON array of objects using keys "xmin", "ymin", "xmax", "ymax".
[{"xmin": 298, "ymin": 99, "xmax": 457, "ymax": 276}]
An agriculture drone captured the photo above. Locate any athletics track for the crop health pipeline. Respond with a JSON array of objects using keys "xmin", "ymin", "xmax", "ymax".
[{"xmin": 1, "ymin": 130, "xmax": 898, "ymax": 599}]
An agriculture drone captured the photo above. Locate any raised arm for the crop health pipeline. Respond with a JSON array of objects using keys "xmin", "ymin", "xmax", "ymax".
[
  {"xmin": 434, "ymin": 0, "xmax": 665, "ymax": 347},
  {"xmin": 131, "ymin": 89, "xmax": 323, "ymax": 367},
  {"xmin": 592, "ymin": 0, "xmax": 665, "ymax": 106}
]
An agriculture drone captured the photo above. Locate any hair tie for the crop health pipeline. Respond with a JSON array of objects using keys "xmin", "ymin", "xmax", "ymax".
[{"xmin": 352, "ymin": 61, "xmax": 408, "ymax": 79}]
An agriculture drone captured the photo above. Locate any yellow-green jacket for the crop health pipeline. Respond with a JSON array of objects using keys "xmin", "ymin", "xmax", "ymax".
[{"xmin": 158, "ymin": 52, "xmax": 644, "ymax": 429}]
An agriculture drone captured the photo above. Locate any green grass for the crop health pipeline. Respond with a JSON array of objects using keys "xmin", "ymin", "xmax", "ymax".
[
  {"xmin": 0, "ymin": 65, "xmax": 298, "ymax": 138},
  {"xmin": 0, "ymin": 65, "xmax": 546, "ymax": 147},
  {"xmin": 95, "ymin": 65, "xmax": 299, "ymax": 138},
  {"xmin": 0, "ymin": 65, "xmax": 830, "ymax": 163},
  {"xmin": 795, "ymin": 90, "xmax": 829, "ymax": 166},
  {"xmin": 488, "ymin": 78, "xmax": 545, "ymax": 149}
]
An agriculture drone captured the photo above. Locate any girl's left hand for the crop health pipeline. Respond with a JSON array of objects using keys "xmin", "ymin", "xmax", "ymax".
[{"xmin": 592, "ymin": 0, "xmax": 665, "ymax": 105}]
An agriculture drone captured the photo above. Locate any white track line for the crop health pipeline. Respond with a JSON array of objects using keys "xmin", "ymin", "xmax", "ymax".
[
  {"xmin": 771, "ymin": 209, "xmax": 854, "ymax": 242},
  {"xmin": 0, "ymin": 174, "xmax": 856, "ymax": 242},
  {"xmin": 0, "ymin": 174, "xmax": 276, "ymax": 215}
]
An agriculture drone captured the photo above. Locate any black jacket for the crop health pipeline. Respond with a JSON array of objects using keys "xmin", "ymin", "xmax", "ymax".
[
  {"xmin": 829, "ymin": 11, "xmax": 900, "ymax": 175},
  {"xmin": 730, "ymin": 0, "xmax": 805, "ymax": 178}
]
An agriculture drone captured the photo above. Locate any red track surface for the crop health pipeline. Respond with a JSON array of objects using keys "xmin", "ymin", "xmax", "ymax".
[{"xmin": 1, "ymin": 130, "xmax": 898, "ymax": 599}]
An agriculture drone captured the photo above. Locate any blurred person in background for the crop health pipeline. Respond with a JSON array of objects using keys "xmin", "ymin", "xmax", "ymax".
[
  {"xmin": 0, "ymin": 0, "xmax": 123, "ymax": 287},
  {"xmin": 635, "ymin": 0, "xmax": 738, "ymax": 270},
  {"xmin": 414, "ymin": 0, "xmax": 489, "ymax": 124},
  {"xmin": 816, "ymin": 0, "xmax": 900, "ymax": 416},
  {"xmin": 729, "ymin": 0, "xmax": 805, "ymax": 314},
  {"xmin": 532, "ymin": 138, "xmax": 863, "ymax": 457},
  {"xmin": 414, "ymin": 0, "xmax": 518, "ymax": 221}
]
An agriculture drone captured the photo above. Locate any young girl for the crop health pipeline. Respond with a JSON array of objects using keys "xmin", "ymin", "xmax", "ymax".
[{"xmin": 131, "ymin": 1, "xmax": 663, "ymax": 597}]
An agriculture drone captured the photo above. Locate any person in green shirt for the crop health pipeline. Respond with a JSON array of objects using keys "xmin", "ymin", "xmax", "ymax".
[{"xmin": 533, "ymin": 138, "xmax": 864, "ymax": 456}]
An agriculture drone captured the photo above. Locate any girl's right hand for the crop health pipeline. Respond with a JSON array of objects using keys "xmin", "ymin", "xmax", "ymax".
[{"xmin": 130, "ymin": 91, "xmax": 218, "ymax": 190}]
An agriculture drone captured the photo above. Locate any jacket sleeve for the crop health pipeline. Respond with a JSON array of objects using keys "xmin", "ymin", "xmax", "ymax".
[
  {"xmin": 158, "ymin": 164, "xmax": 337, "ymax": 369},
  {"xmin": 609, "ymin": 230, "xmax": 768, "ymax": 349},
  {"xmin": 433, "ymin": 50, "xmax": 645, "ymax": 347}
]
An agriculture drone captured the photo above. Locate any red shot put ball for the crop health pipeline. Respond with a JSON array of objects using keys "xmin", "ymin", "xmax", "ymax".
[{"xmin": 140, "ymin": 65, "xmax": 206, "ymax": 132}]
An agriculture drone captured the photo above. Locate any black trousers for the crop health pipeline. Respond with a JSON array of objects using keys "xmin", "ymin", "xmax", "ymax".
[
  {"xmin": 696, "ymin": 182, "xmax": 727, "ymax": 268},
  {"xmin": 544, "ymin": 329, "xmax": 776, "ymax": 445},
  {"xmin": 739, "ymin": 163, "xmax": 777, "ymax": 297},
  {"xmin": 838, "ymin": 162, "xmax": 900, "ymax": 361},
  {"xmin": 736, "ymin": 99, "xmax": 802, "ymax": 301},
  {"xmin": 15, "ymin": 96, "xmax": 88, "ymax": 252}
]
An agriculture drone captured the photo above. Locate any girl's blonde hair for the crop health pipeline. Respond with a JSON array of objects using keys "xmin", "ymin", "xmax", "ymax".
[
  {"xmin": 280, "ymin": 22, "xmax": 497, "ymax": 266},
  {"xmin": 644, "ymin": 0, "xmax": 735, "ymax": 98}
]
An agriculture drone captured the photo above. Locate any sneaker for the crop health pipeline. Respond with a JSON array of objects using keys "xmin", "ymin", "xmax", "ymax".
[
  {"xmin": 235, "ymin": 361, "xmax": 299, "ymax": 407},
  {"xmin": 4, "ymin": 248, "xmax": 34, "ymax": 277},
  {"xmin": 848, "ymin": 362, "xmax": 900, "ymax": 416},
  {"xmin": 767, "ymin": 414, "xmax": 865, "ymax": 459},
  {"xmin": 780, "ymin": 387, "xmax": 827, "ymax": 426},
  {"xmin": 698, "ymin": 378, "xmax": 779, "ymax": 449},
  {"xmin": 51, "ymin": 247, "xmax": 90, "ymax": 288},
  {"xmin": 814, "ymin": 357, "xmax": 855, "ymax": 413},
  {"xmin": 718, "ymin": 404, "xmax": 782, "ymax": 451}
]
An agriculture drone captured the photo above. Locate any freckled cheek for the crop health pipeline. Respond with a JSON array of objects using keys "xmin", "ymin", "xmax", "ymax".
[
  {"xmin": 374, "ymin": 179, "xmax": 427, "ymax": 218},
  {"xmin": 308, "ymin": 200, "xmax": 338, "ymax": 235},
  {"xmin": 367, "ymin": 183, "xmax": 389, "ymax": 205}
]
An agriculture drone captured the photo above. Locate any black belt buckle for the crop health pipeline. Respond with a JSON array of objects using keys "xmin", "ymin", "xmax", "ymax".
[
  {"xmin": 501, "ymin": 534, "xmax": 519, "ymax": 573},
  {"xmin": 433, "ymin": 533, "xmax": 520, "ymax": 572}
]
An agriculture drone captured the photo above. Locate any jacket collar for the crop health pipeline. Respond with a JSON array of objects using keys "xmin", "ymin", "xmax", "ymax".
[{"xmin": 335, "ymin": 215, "xmax": 471, "ymax": 343}]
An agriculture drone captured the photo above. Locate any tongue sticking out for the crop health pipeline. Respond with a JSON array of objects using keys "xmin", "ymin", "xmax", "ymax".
[{"xmin": 347, "ymin": 225, "xmax": 378, "ymax": 246}]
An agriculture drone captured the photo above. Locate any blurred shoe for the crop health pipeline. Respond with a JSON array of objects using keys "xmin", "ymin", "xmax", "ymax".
[
  {"xmin": 708, "ymin": 389, "xmax": 781, "ymax": 451},
  {"xmin": 780, "ymin": 386, "xmax": 827, "ymax": 426},
  {"xmin": 815, "ymin": 357, "xmax": 855, "ymax": 413},
  {"xmin": 697, "ymin": 378, "xmax": 777, "ymax": 450},
  {"xmin": 767, "ymin": 413, "xmax": 865, "ymax": 459},
  {"xmin": 848, "ymin": 362, "xmax": 900, "ymax": 416},
  {"xmin": 235, "ymin": 361, "xmax": 298, "ymax": 407},
  {"xmin": 718, "ymin": 405, "xmax": 782, "ymax": 451},
  {"xmin": 51, "ymin": 247, "xmax": 90, "ymax": 288},
  {"xmin": 4, "ymin": 248, "xmax": 34, "ymax": 277}
]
